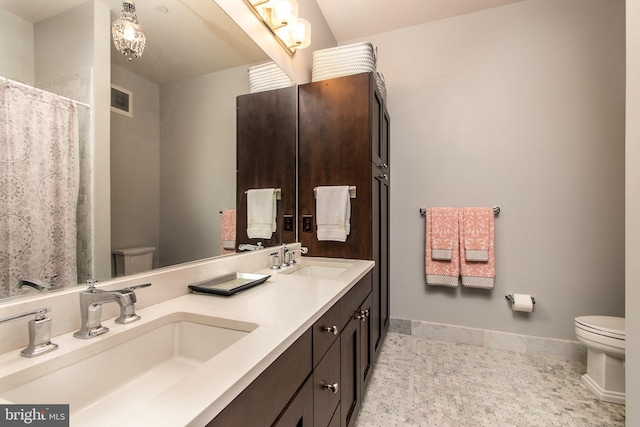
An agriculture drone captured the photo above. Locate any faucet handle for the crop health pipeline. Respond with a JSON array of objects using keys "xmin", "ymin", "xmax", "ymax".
[
  {"xmin": 120, "ymin": 283, "xmax": 151, "ymax": 292},
  {"xmin": 85, "ymin": 279, "xmax": 98, "ymax": 291}
]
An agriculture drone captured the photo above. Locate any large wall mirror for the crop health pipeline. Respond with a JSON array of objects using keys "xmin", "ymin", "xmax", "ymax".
[{"xmin": 0, "ymin": 0, "xmax": 297, "ymax": 301}]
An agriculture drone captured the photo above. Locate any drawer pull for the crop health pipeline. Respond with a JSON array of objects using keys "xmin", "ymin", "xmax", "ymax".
[
  {"xmin": 355, "ymin": 309, "xmax": 370, "ymax": 322},
  {"xmin": 324, "ymin": 382, "xmax": 339, "ymax": 394},
  {"xmin": 324, "ymin": 325, "xmax": 338, "ymax": 335}
]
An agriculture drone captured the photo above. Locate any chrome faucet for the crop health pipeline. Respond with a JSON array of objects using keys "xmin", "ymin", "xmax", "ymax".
[
  {"xmin": 73, "ymin": 280, "xmax": 151, "ymax": 339},
  {"xmin": 283, "ymin": 246, "xmax": 309, "ymax": 266},
  {"xmin": 19, "ymin": 275, "xmax": 60, "ymax": 292},
  {"xmin": 0, "ymin": 308, "xmax": 58, "ymax": 357},
  {"xmin": 238, "ymin": 243, "xmax": 264, "ymax": 251}
]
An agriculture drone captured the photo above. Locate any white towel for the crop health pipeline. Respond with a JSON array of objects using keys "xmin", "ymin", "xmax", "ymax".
[
  {"xmin": 316, "ymin": 186, "xmax": 351, "ymax": 242},
  {"xmin": 246, "ymin": 189, "xmax": 276, "ymax": 239}
]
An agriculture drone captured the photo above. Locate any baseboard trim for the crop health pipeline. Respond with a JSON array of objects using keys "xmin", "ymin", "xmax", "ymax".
[{"xmin": 389, "ymin": 318, "xmax": 587, "ymax": 362}]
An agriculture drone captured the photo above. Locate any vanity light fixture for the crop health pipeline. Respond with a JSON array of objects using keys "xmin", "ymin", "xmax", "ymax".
[
  {"xmin": 112, "ymin": 0, "xmax": 147, "ymax": 61},
  {"xmin": 245, "ymin": 0, "xmax": 311, "ymax": 54}
]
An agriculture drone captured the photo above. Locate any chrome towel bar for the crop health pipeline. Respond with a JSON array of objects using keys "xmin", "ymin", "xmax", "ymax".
[{"xmin": 419, "ymin": 206, "xmax": 500, "ymax": 215}]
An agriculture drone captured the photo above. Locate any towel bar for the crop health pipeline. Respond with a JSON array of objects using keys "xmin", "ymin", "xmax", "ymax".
[
  {"xmin": 314, "ymin": 186, "xmax": 357, "ymax": 199},
  {"xmin": 244, "ymin": 188, "xmax": 281, "ymax": 200},
  {"xmin": 419, "ymin": 206, "xmax": 500, "ymax": 215}
]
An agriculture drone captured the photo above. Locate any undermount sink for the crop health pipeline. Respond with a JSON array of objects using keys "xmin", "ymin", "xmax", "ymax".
[
  {"xmin": 0, "ymin": 312, "xmax": 257, "ymax": 423},
  {"xmin": 283, "ymin": 260, "xmax": 353, "ymax": 279}
]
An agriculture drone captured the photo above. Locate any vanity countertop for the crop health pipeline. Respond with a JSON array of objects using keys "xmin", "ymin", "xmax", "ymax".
[{"xmin": 0, "ymin": 257, "xmax": 374, "ymax": 427}]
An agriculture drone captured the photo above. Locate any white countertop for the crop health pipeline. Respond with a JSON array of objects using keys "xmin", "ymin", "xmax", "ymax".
[{"xmin": 0, "ymin": 257, "xmax": 374, "ymax": 427}]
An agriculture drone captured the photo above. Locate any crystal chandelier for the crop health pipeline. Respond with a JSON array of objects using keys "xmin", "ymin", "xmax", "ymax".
[{"xmin": 112, "ymin": 0, "xmax": 146, "ymax": 61}]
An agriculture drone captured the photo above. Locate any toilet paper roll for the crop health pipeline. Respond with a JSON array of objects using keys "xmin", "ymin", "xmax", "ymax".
[{"xmin": 512, "ymin": 293, "xmax": 534, "ymax": 312}]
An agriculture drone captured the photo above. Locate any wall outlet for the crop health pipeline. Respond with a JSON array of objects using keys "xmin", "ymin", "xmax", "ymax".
[
  {"xmin": 283, "ymin": 215, "xmax": 293, "ymax": 232},
  {"xmin": 303, "ymin": 215, "xmax": 313, "ymax": 232}
]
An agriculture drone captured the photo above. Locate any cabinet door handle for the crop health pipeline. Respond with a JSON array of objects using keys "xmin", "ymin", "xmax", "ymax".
[
  {"xmin": 376, "ymin": 163, "xmax": 389, "ymax": 170},
  {"xmin": 324, "ymin": 325, "xmax": 338, "ymax": 335},
  {"xmin": 377, "ymin": 173, "xmax": 388, "ymax": 181},
  {"xmin": 355, "ymin": 309, "xmax": 369, "ymax": 322},
  {"xmin": 324, "ymin": 382, "xmax": 339, "ymax": 394}
]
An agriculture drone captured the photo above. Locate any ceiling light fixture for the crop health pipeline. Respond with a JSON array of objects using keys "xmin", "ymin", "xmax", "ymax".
[
  {"xmin": 245, "ymin": 0, "xmax": 311, "ymax": 55},
  {"xmin": 112, "ymin": 0, "xmax": 147, "ymax": 61}
]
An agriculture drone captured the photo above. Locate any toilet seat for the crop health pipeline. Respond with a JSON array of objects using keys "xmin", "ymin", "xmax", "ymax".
[
  {"xmin": 575, "ymin": 316, "xmax": 625, "ymax": 340},
  {"xmin": 575, "ymin": 316, "xmax": 625, "ymax": 358}
]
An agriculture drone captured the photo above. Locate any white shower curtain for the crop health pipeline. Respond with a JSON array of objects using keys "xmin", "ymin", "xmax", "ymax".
[{"xmin": 0, "ymin": 79, "xmax": 79, "ymax": 298}]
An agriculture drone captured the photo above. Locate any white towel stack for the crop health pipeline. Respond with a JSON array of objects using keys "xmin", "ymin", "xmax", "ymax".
[
  {"xmin": 316, "ymin": 186, "xmax": 351, "ymax": 242},
  {"xmin": 246, "ymin": 189, "xmax": 277, "ymax": 239}
]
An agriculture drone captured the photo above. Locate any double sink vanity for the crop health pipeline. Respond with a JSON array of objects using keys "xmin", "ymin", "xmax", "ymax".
[{"xmin": 0, "ymin": 247, "xmax": 376, "ymax": 426}]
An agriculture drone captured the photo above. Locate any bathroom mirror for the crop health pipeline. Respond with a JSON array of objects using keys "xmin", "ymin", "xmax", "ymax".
[{"xmin": 0, "ymin": 0, "xmax": 297, "ymax": 301}]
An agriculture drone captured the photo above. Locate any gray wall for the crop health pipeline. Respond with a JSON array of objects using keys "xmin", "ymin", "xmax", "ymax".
[
  {"xmin": 159, "ymin": 66, "xmax": 246, "ymax": 267},
  {"xmin": 351, "ymin": 0, "xmax": 625, "ymax": 340},
  {"xmin": 0, "ymin": 8, "xmax": 34, "ymax": 83},
  {"xmin": 110, "ymin": 64, "xmax": 161, "ymax": 268}
]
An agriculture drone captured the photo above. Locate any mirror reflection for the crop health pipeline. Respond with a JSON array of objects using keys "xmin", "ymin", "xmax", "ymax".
[{"xmin": 0, "ymin": 0, "xmax": 296, "ymax": 300}]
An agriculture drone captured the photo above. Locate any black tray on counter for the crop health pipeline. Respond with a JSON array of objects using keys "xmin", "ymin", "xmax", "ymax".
[{"xmin": 188, "ymin": 272, "xmax": 271, "ymax": 296}]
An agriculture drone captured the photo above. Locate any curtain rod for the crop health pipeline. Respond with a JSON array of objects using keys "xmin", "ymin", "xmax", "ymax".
[{"xmin": 2, "ymin": 76, "xmax": 90, "ymax": 108}]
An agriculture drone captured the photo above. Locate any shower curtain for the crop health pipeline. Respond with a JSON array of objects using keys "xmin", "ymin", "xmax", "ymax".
[{"xmin": 0, "ymin": 79, "xmax": 79, "ymax": 298}]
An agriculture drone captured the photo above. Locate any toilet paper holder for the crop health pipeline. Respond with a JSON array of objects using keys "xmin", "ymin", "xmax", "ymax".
[{"xmin": 505, "ymin": 294, "xmax": 535, "ymax": 305}]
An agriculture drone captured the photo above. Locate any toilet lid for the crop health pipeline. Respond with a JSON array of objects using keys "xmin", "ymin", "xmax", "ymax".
[{"xmin": 575, "ymin": 316, "xmax": 625, "ymax": 339}]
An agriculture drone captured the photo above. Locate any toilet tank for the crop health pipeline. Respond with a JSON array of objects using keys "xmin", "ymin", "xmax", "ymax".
[{"xmin": 112, "ymin": 247, "xmax": 156, "ymax": 277}]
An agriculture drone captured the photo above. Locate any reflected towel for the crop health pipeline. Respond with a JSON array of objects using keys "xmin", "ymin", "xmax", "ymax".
[
  {"xmin": 246, "ymin": 189, "xmax": 276, "ymax": 239},
  {"xmin": 460, "ymin": 207, "xmax": 495, "ymax": 288},
  {"xmin": 220, "ymin": 209, "xmax": 236, "ymax": 254},
  {"xmin": 316, "ymin": 186, "xmax": 351, "ymax": 242},
  {"xmin": 425, "ymin": 208, "xmax": 459, "ymax": 287}
]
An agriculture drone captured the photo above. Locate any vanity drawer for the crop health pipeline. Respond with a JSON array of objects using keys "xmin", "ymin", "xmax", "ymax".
[
  {"xmin": 339, "ymin": 271, "xmax": 372, "ymax": 331},
  {"xmin": 313, "ymin": 301, "xmax": 340, "ymax": 367},
  {"xmin": 313, "ymin": 339, "xmax": 341, "ymax": 427}
]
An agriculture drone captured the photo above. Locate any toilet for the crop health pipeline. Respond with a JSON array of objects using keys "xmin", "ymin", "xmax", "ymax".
[
  {"xmin": 112, "ymin": 246, "xmax": 156, "ymax": 277},
  {"xmin": 574, "ymin": 316, "xmax": 625, "ymax": 405}
]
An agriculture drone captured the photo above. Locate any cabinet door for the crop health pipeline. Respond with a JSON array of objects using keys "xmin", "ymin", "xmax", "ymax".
[
  {"xmin": 273, "ymin": 376, "xmax": 314, "ymax": 427},
  {"xmin": 371, "ymin": 164, "xmax": 390, "ymax": 357},
  {"xmin": 359, "ymin": 293, "xmax": 373, "ymax": 392},
  {"xmin": 340, "ymin": 313, "xmax": 361, "ymax": 427},
  {"xmin": 298, "ymin": 73, "xmax": 373, "ymax": 259}
]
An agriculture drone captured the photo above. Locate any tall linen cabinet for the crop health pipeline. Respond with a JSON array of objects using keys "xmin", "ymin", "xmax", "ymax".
[{"xmin": 298, "ymin": 72, "xmax": 391, "ymax": 376}]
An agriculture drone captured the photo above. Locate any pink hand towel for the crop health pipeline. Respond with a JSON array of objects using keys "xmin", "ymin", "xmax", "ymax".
[
  {"xmin": 430, "ymin": 208, "xmax": 458, "ymax": 260},
  {"xmin": 220, "ymin": 209, "xmax": 236, "ymax": 254},
  {"xmin": 460, "ymin": 207, "xmax": 495, "ymax": 289},
  {"xmin": 425, "ymin": 208, "xmax": 459, "ymax": 287}
]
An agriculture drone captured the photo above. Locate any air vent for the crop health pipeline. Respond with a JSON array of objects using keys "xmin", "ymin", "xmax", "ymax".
[{"xmin": 111, "ymin": 84, "xmax": 133, "ymax": 117}]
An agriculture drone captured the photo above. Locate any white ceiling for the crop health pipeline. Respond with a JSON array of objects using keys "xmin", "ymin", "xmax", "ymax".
[
  {"xmin": 1, "ymin": 0, "xmax": 268, "ymax": 85},
  {"xmin": 315, "ymin": 0, "xmax": 525, "ymax": 42},
  {"xmin": 1, "ymin": 0, "xmax": 525, "ymax": 83}
]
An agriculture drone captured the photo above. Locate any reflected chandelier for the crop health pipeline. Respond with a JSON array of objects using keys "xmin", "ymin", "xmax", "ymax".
[
  {"xmin": 112, "ymin": 0, "xmax": 146, "ymax": 61},
  {"xmin": 245, "ymin": 0, "xmax": 311, "ymax": 54}
]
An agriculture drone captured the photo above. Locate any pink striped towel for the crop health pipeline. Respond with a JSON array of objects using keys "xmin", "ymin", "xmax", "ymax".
[
  {"xmin": 459, "ymin": 207, "xmax": 495, "ymax": 288},
  {"xmin": 425, "ymin": 208, "xmax": 459, "ymax": 287}
]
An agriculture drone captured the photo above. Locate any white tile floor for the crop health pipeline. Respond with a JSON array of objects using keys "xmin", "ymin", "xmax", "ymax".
[{"xmin": 355, "ymin": 332, "xmax": 625, "ymax": 427}]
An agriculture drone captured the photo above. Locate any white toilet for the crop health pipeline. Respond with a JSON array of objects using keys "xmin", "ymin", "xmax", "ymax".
[
  {"xmin": 574, "ymin": 315, "xmax": 625, "ymax": 405},
  {"xmin": 112, "ymin": 246, "xmax": 156, "ymax": 277}
]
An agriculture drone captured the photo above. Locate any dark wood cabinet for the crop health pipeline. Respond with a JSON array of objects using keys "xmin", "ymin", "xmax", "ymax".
[
  {"xmin": 207, "ymin": 330, "xmax": 312, "ymax": 427},
  {"xmin": 236, "ymin": 86, "xmax": 297, "ymax": 249},
  {"xmin": 299, "ymin": 72, "xmax": 390, "ymax": 363}
]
